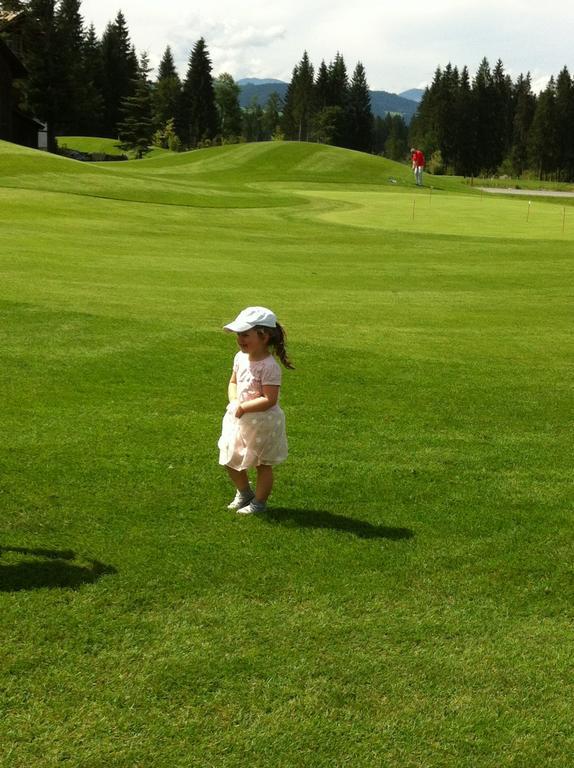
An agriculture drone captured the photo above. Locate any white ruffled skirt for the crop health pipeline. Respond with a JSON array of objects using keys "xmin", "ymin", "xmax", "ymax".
[{"xmin": 218, "ymin": 402, "xmax": 288, "ymax": 470}]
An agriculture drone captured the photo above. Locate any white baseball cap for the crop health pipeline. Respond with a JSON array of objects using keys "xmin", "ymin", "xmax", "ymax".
[{"xmin": 223, "ymin": 306, "xmax": 277, "ymax": 333}]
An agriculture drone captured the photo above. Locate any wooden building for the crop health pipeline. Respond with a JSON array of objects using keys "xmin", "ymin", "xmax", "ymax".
[{"xmin": 0, "ymin": 13, "xmax": 42, "ymax": 148}]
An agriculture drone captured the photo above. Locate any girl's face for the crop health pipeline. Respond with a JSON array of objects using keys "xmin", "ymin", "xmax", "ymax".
[{"xmin": 236, "ymin": 329, "xmax": 269, "ymax": 359}]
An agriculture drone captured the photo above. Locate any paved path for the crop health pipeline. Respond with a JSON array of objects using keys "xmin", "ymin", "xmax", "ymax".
[{"xmin": 478, "ymin": 187, "xmax": 574, "ymax": 198}]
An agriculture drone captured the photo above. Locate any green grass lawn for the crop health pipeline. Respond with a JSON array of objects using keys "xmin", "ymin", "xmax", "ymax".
[{"xmin": 0, "ymin": 139, "xmax": 572, "ymax": 768}]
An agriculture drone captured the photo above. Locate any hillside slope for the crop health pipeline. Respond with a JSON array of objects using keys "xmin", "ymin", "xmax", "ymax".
[
  {"xmin": 111, "ymin": 141, "xmax": 415, "ymax": 186},
  {"xmin": 0, "ymin": 140, "xmax": 416, "ymax": 199}
]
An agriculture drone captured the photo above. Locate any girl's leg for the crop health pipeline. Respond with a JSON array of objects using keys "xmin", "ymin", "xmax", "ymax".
[
  {"xmin": 226, "ymin": 466, "xmax": 250, "ymax": 492},
  {"xmin": 255, "ymin": 464, "xmax": 273, "ymax": 503}
]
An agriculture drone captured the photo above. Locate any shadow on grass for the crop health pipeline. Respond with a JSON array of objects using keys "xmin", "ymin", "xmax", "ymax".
[
  {"xmin": 262, "ymin": 508, "xmax": 414, "ymax": 540},
  {"xmin": 0, "ymin": 546, "xmax": 117, "ymax": 593}
]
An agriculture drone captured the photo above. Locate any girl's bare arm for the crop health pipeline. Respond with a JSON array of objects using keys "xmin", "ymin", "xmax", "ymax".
[
  {"xmin": 228, "ymin": 372, "xmax": 238, "ymax": 403},
  {"xmin": 236, "ymin": 385, "xmax": 279, "ymax": 417}
]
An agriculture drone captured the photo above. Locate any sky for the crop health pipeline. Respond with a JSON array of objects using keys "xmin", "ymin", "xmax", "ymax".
[{"xmin": 80, "ymin": 0, "xmax": 574, "ymax": 94}]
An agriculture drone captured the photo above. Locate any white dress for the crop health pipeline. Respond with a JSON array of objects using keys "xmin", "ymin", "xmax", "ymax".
[{"xmin": 218, "ymin": 352, "xmax": 288, "ymax": 470}]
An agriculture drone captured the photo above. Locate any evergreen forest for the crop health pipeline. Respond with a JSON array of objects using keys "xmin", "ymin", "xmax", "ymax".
[{"xmin": 2, "ymin": 0, "xmax": 574, "ymax": 179}]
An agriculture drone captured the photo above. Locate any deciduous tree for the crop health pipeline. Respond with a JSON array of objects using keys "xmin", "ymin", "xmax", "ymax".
[{"xmin": 214, "ymin": 72, "xmax": 242, "ymax": 139}]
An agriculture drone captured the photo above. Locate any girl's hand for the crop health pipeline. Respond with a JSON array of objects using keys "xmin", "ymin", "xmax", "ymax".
[{"xmin": 235, "ymin": 404, "xmax": 244, "ymax": 419}]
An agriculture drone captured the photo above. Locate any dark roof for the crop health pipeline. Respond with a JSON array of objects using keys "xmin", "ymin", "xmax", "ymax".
[
  {"xmin": 0, "ymin": 36, "xmax": 27, "ymax": 78},
  {"xmin": 14, "ymin": 109, "xmax": 44, "ymax": 128}
]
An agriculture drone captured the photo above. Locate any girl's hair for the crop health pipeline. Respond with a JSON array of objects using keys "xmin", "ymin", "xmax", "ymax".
[{"xmin": 255, "ymin": 322, "xmax": 294, "ymax": 369}]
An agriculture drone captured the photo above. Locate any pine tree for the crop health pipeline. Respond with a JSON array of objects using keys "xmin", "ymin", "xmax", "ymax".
[
  {"xmin": 214, "ymin": 73, "xmax": 242, "ymax": 139},
  {"xmin": 408, "ymin": 70, "xmax": 440, "ymax": 159},
  {"xmin": 492, "ymin": 59, "xmax": 513, "ymax": 168},
  {"xmin": 54, "ymin": 0, "xmax": 85, "ymax": 135},
  {"xmin": 79, "ymin": 24, "xmax": 104, "ymax": 136},
  {"xmin": 314, "ymin": 60, "xmax": 329, "ymax": 109},
  {"xmin": 435, "ymin": 64, "xmax": 460, "ymax": 170},
  {"xmin": 294, "ymin": 51, "xmax": 315, "ymax": 140},
  {"xmin": 347, "ymin": 62, "xmax": 373, "ymax": 152},
  {"xmin": 280, "ymin": 70, "xmax": 298, "ymax": 139},
  {"xmin": 528, "ymin": 77, "xmax": 558, "ymax": 179},
  {"xmin": 180, "ymin": 37, "xmax": 217, "ymax": 147},
  {"xmin": 327, "ymin": 52, "xmax": 348, "ymax": 108},
  {"xmin": 117, "ymin": 52, "xmax": 154, "ymax": 158},
  {"xmin": 555, "ymin": 67, "xmax": 574, "ymax": 179},
  {"xmin": 326, "ymin": 52, "xmax": 349, "ymax": 146},
  {"xmin": 453, "ymin": 66, "xmax": 477, "ymax": 175},
  {"xmin": 509, "ymin": 73, "xmax": 535, "ymax": 176},
  {"xmin": 153, "ymin": 45, "xmax": 181, "ymax": 133},
  {"xmin": 280, "ymin": 53, "xmax": 315, "ymax": 141},
  {"xmin": 473, "ymin": 57, "xmax": 497, "ymax": 173},
  {"xmin": 100, "ymin": 11, "xmax": 138, "ymax": 137},
  {"xmin": 158, "ymin": 44, "xmax": 177, "ymax": 80}
]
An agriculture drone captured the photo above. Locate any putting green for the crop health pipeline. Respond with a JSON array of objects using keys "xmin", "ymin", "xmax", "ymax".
[{"xmin": 296, "ymin": 187, "xmax": 574, "ymax": 240}]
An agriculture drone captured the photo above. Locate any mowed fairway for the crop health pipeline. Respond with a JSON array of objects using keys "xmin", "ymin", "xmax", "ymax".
[{"xmin": 0, "ymin": 139, "xmax": 572, "ymax": 768}]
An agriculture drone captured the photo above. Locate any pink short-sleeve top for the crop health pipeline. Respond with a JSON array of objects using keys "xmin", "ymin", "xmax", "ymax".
[{"xmin": 233, "ymin": 352, "xmax": 282, "ymax": 404}]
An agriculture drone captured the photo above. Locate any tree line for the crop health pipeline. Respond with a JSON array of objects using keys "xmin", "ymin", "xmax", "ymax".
[
  {"xmin": 9, "ymin": 1, "xmax": 572, "ymax": 179},
  {"xmin": 410, "ymin": 58, "xmax": 574, "ymax": 180},
  {"xmin": 1, "ymin": 0, "xmax": 412, "ymax": 158}
]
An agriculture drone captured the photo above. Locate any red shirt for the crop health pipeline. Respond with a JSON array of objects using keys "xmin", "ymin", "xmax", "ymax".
[{"xmin": 412, "ymin": 150, "xmax": 425, "ymax": 167}]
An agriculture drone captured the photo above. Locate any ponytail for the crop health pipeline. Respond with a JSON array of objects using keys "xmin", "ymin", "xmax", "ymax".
[
  {"xmin": 272, "ymin": 322, "xmax": 294, "ymax": 369},
  {"xmin": 256, "ymin": 322, "xmax": 294, "ymax": 369}
]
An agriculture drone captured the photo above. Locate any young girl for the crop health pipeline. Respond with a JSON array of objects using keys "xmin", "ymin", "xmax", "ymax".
[{"xmin": 218, "ymin": 306, "xmax": 293, "ymax": 515}]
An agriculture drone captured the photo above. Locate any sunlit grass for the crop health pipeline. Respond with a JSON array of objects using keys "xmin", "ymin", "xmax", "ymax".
[{"xmin": 0, "ymin": 139, "xmax": 572, "ymax": 768}]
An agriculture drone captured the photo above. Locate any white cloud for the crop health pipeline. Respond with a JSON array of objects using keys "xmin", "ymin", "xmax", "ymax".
[
  {"xmin": 164, "ymin": 15, "xmax": 286, "ymax": 77},
  {"xmin": 224, "ymin": 25, "xmax": 286, "ymax": 48},
  {"xmin": 80, "ymin": 0, "xmax": 574, "ymax": 92}
]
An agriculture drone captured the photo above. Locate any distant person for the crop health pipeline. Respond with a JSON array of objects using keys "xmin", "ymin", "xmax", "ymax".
[
  {"xmin": 218, "ymin": 306, "xmax": 294, "ymax": 515},
  {"xmin": 411, "ymin": 147, "xmax": 425, "ymax": 186}
]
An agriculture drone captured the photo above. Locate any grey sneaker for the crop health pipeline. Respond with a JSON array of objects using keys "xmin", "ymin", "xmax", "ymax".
[
  {"xmin": 237, "ymin": 500, "xmax": 267, "ymax": 515},
  {"xmin": 227, "ymin": 489, "xmax": 255, "ymax": 510}
]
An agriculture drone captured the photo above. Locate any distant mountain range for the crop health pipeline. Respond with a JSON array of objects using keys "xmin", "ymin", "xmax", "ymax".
[
  {"xmin": 237, "ymin": 80, "xmax": 423, "ymax": 122},
  {"xmin": 237, "ymin": 78, "xmax": 286, "ymax": 86},
  {"xmin": 399, "ymin": 88, "xmax": 424, "ymax": 103}
]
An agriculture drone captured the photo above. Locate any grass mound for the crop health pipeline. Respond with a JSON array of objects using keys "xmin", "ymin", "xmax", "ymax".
[
  {"xmin": 0, "ymin": 140, "xmax": 301, "ymax": 208},
  {"xmin": 127, "ymin": 140, "xmax": 414, "ymax": 184}
]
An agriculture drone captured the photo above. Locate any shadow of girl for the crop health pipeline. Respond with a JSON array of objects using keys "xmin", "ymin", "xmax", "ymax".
[
  {"xmin": 0, "ymin": 546, "xmax": 117, "ymax": 592},
  {"xmin": 262, "ymin": 508, "xmax": 414, "ymax": 540}
]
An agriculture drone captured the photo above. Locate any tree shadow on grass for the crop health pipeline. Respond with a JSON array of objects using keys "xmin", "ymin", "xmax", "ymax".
[
  {"xmin": 0, "ymin": 546, "xmax": 117, "ymax": 593},
  {"xmin": 262, "ymin": 508, "xmax": 414, "ymax": 540}
]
